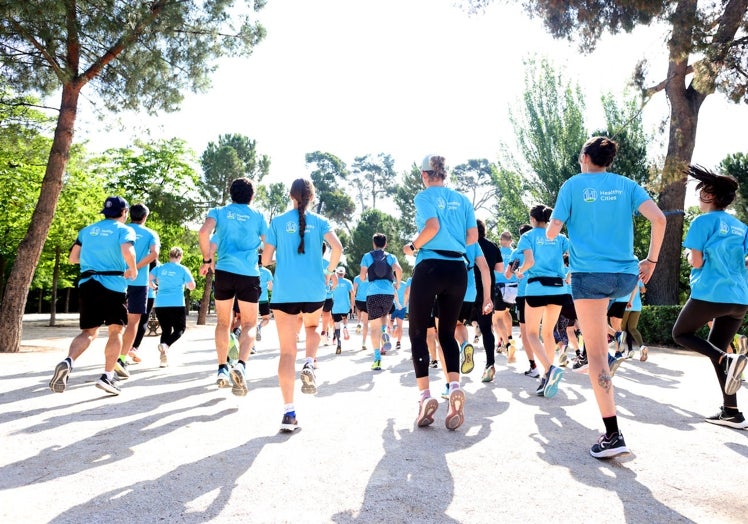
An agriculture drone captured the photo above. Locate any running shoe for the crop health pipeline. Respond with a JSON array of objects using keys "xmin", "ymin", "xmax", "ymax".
[
  {"xmin": 445, "ymin": 388, "xmax": 466, "ymax": 430},
  {"xmin": 361, "ymin": 345, "xmax": 367, "ymax": 352},
  {"xmin": 49, "ymin": 359, "xmax": 71, "ymax": 393},
  {"xmin": 158, "ymin": 343, "xmax": 168, "ymax": 368},
  {"xmin": 524, "ymin": 366, "xmax": 540, "ymax": 378},
  {"xmin": 543, "ymin": 366, "xmax": 564, "ymax": 398},
  {"xmin": 230, "ymin": 364, "xmax": 248, "ymax": 396},
  {"xmin": 95, "ymin": 374, "xmax": 121, "ymax": 395},
  {"xmin": 429, "ymin": 359, "xmax": 438, "ymax": 369},
  {"xmin": 381, "ymin": 332, "xmax": 392, "ymax": 354},
  {"xmin": 336, "ymin": 343, "xmax": 342, "ymax": 355},
  {"xmin": 256, "ymin": 328, "xmax": 262, "ymax": 342},
  {"xmin": 558, "ymin": 351, "xmax": 569, "ymax": 367},
  {"xmin": 535, "ymin": 377, "xmax": 547, "ymax": 396},
  {"xmin": 127, "ymin": 348, "xmax": 142, "ymax": 364},
  {"xmin": 460, "ymin": 341, "xmax": 475, "ymax": 374},
  {"xmin": 704, "ymin": 406, "xmax": 748, "ymax": 430},
  {"xmin": 114, "ymin": 359, "xmax": 130, "ymax": 379},
  {"xmin": 590, "ymin": 432, "xmax": 630, "ymax": 459},
  {"xmin": 608, "ymin": 353, "xmax": 624, "ymax": 377},
  {"xmin": 640, "ymin": 346, "xmax": 649, "ymax": 362},
  {"xmin": 473, "ymin": 334, "xmax": 480, "ymax": 344},
  {"xmin": 441, "ymin": 383, "xmax": 450, "ymax": 399},
  {"xmin": 395, "ymin": 341, "xmax": 401, "ymax": 350},
  {"xmin": 371, "ymin": 359, "xmax": 382, "ymax": 371},
  {"xmin": 216, "ymin": 367, "xmax": 230, "ymax": 388},
  {"xmin": 280, "ymin": 412, "xmax": 299, "ymax": 433},
  {"xmin": 355, "ymin": 324, "xmax": 362, "ymax": 334},
  {"xmin": 738, "ymin": 335, "xmax": 748, "ymax": 356},
  {"xmin": 415, "ymin": 397, "xmax": 438, "ymax": 427},
  {"xmin": 723, "ymin": 353, "xmax": 747, "ymax": 395},
  {"xmin": 300, "ymin": 362, "xmax": 317, "ymax": 394},
  {"xmin": 481, "ymin": 365, "xmax": 495, "ymax": 383},
  {"xmin": 573, "ymin": 355, "xmax": 589, "ymax": 373}
]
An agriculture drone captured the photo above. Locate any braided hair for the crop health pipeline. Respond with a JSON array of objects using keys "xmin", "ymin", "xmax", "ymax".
[{"xmin": 290, "ymin": 178, "xmax": 315, "ymax": 254}]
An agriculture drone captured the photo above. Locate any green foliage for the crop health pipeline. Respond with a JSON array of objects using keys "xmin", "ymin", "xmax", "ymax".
[
  {"xmin": 452, "ymin": 159, "xmax": 497, "ymax": 215},
  {"xmin": 348, "ymin": 209, "xmax": 403, "ymax": 273},
  {"xmin": 508, "ymin": 56, "xmax": 588, "ymax": 206},
  {"xmin": 255, "ymin": 182, "xmax": 288, "ymax": 221},
  {"xmin": 719, "ymin": 152, "xmax": 748, "ymax": 223},
  {"xmin": 490, "ymin": 164, "xmax": 530, "ymax": 237},
  {"xmin": 0, "ymin": 1, "xmax": 267, "ymax": 114},
  {"xmin": 351, "ymin": 153, "xmax": 397, "ymax": 212},
  {"xmin": 200, "ymin": 134, "xmax": 270, "ymax": 206},
  {"xmin": 638, "ymin": 305, "xmax": 748, "ymax": 347},
  {"xmin": 394, "ymin": 164, "xmax": 422, "ymax": 240}
]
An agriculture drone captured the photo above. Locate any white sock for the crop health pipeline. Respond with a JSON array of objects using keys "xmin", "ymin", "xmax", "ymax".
[
  {"xmin": 305, "ymin": 357, "xmax": 314, "ymax": 367},
  {"xmin": 284, "ymin": 403, "xmax": 295, "ymax": 414}
]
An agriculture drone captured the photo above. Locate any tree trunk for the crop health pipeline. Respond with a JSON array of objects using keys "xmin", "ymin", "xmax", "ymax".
[
  {"xmin": 50, "ymin": 246, "xmax": 60, "ymax": 327},
  {"xmin": 198, "ymin": 270, "xmax": 213, "ymax": 325},
  {"xmin": 0, "ymin": 84, "xmax": 80, "ymax": 352},
  {"xmin": 64, "ymin": 287, "xmax": 70, "ymax": 314},
  {"xmin": 645, "ymin": 0, "xmax": 707, "ymax": 305},
  {"xmin": 37, "ymin": 288, "xmax": 43, "ymax": 314}
]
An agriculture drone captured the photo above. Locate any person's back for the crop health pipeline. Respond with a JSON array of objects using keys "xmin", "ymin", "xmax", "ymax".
[
  {"xmin": 78, "ymin": 218, "xmax": 135, "ymax": 293},
  {"xmin": 210, "ymin": 202, "xmax": 266, "ymax": 277}
]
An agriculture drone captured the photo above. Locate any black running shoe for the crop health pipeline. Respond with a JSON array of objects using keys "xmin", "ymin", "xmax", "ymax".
[
  {"xmin": 95, "ymin": 374, "xmax": 121, "ymax": 395},
  {"xmin": 590, "ymin": 432, "xmax": 630, "ymax": 458},
  {"xmin": 280, "ymin": 413, "xmax": 299, "ymax": 433},
  {"xmin": 705, "ymin": 406, "xmax": 748, "ymax": 430}
]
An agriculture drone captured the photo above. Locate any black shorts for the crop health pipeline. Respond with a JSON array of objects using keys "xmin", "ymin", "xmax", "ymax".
[
  {"xmin": 525, "ymin": 294, "xmax": 571, "ymax": 308},
  {"xmin": 79, "ymin": 279, "xmax": 128, "ymax": 329},
  {"xmin": 516, "ymin": 296, "xmax": 526, "ymax": 324},
  {"xmin": 355, "ymin": 300, "xmax": 368, "ymax": 314},
  {"xmin": 560, "ymin": 295, "xmax": 577, "ymax": 322},
  {"xmin": 367, "ymin": 294, "xmax": 394, "ymax": 321},
  {"xmin": 323, "ymin": 298, "xmax": 333, "ymax": 313},
  {"xmin": 332, "ymin": 312, "xmax": 348, "ymax": 322},
  {"xmin": 457, "ymin": 301, "xmax": 473, "ymax": 325},
  {"xmin": 259, "ymin": 301, "xmax": 270, "ymax": 317},
  {"xmin": 214, "ymin": 270, "xmax": 261, "ymax": 303},
  {"xmin": 492, "ymin": 290, "xmax": 508, "ymax": 312},
  {"xmin": 608, "ymin": 301, "xmax": 627, "ymax": 319},
  {"xmin": 126, "ymin": 286, "xmax": 148, "ymax": 315},
  {"xmin": 271, "ymin": 301, "xmax": 324, "ymax": 315}
]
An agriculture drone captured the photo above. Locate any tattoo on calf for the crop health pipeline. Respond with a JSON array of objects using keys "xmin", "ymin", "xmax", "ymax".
[{"xmin": 598, "ymin": 372, "xmax": 612, "ymax": 393}]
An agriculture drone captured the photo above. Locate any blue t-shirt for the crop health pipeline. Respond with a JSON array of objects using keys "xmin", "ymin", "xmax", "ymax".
[
  {"xmin": 516, "ymin": 228, "xmax": 569, "ymax": 297},
  {"xmin": 396, "ymin": 277, "xmax": 411, "ymax": 309},
  {"xmin": 551, "ymin": 172, "xmax": 651, "ymax": 275},
  {"xmin": 625, "ymin": 280, "xmax": 645, "ymax": 312},
  {"xmin": 464, "ymin": 242, "xmax": 484, "ymax": 302},
  {"xmin": 129, "ymin": 223, "xmax": 160, "ymax": 286},
  {"xmin": 684, "ymin": 211, "xmax": 748, "ymax": 304},
  {"xmin": 259, "ymin": 266, "xmax": 273, "ymax": 302},
  {"xmin": 207, "ymin": 203, "xmax": 268, "ymax": 277},
  {"xmin": 505, "ymin": 247, "xmax": 527, "ymax": 297},
  {"xmin": 151, "ymin": 262, "xmax": 194, "ymax": 307},
  {"xmin": 77, "ymin": 219, "xmax": 136, "ymax": 293},
  {"xmin": 331, "ymin": 277, "xmax": 354, "ymax": 314},
  {"xmin": 266, "ymin": 208, "xmax": 332, "ymax": 303},
  {"xmin": 360, "ymin": 250, "xmax": 398, "ymax": 296},
  {"xmin": 414, "ymin": 186, "xmax": 477, "ymax": 264},
  {"xmin": 353, "ymin": 275, "xmax": 369, "ymax": 302},
  {"xmin": 495, "ymin": 245, "xmax": 516, "ymax": 285}
]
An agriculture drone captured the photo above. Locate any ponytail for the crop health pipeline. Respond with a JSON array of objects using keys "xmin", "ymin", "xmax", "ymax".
[{"xmin": 290, "ymin": 178, "xmax": 315, "ymax": 254}]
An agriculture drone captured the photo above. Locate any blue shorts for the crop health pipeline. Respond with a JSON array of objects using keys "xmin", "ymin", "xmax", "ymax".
[
  {"xmin": 571, "ymin": 272, "xmax": 638, "ymax": 300},
  {"xmin": 391, "ymin": 307, "xmax": 406, "ymax": 320}
]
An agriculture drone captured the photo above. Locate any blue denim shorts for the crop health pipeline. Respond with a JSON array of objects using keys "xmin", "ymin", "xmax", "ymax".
[{"xmin": 571, "ymin": 272, "xmax": 638, "ymax": 300}]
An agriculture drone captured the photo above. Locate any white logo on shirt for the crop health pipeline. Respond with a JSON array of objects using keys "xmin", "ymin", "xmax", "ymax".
[
  {"xmin": 285, "ymin": 221, "xmax": 297, "ymax": 233},
  {"xmin": 583, "ymin": 188, "xmax": 597, "ymax": 202}
]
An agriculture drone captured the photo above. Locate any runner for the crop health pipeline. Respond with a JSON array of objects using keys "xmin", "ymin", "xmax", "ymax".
[{"xmin": 331, "ymin": 266, "xmax": 354, "ymax": 354}]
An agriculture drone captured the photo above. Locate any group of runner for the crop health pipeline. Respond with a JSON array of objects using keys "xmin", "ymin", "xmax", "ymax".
[{"xmin": 48, "ymin": 138, "xmax": 748, "ymax": 458}]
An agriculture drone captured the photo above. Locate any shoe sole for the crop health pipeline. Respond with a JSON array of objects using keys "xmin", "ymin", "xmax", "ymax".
[
  {"xmin": 95, "ymin": 380, "xmax": 121, "ymax": 395},
  {"xmin": 461, "ymin": 345, "xmax": 475, "ymax": 374},
  {"xmin": 481, "ymin": 368, "xmax": 495, "ymax": 383},
  {"xmin": 114, "ymin": 365, "xmax": 130, "ymax": 379},
  {"xmin": 590, "ymin": 445, "xmax": 631, "ymax": 459},
  {"xmin": 704, "ymin": 416, "xmax": 748, "ymax": 430},
  {"xmin": 445, "ymin": 389, "xmax": 465, "ymax": 430},
  {"xmin": 543, "ymin": 367, "xmax": 564, "ymax": 398},
  {"xmin": 738, "ymin": 336, "xmax": 748, "ymax": 356},
  {"xmin": 724, "ymin": 354, "xmax": 747, "ymax": 396},
  {"xmin": 558, "ymin": 353, "xmax": 568, "ymax": 367},
  {"xmin": 416, "ymin": 397, "xmax": 439, "ymax": 427},
  {"xmin": 300, "ymin": 369, "xmax": 317, "ymax": 394},
  {"xmin": 230, "ymin": 369, "xmax": 248, "ymax": 396},
  {"xmin": 524, "ymin": 370, "xmax": 540, "ymax": 378},
  {"xmin": 280, "ymin": 423, "xmax": 299, "ymax": 433},
  {"xmin": 335, "ymin": 346, "xmax": 342, "ymax": 355},
  {"xmin": 609, "ymin": 358, "xmax": 623, "ymax": 377},
  {"xmin": 216, "ymin": 375, "xmax": 230, "ymax": 388},
  {"xmin": 640, "ymin": 348, "xmax": 648, "ymax": 362},
  {"xmin": 49, "ymin": 362, "xmax": 70, "ymax": 393}
]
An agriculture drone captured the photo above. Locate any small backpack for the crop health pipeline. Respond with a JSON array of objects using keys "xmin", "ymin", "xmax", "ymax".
[{"xmin": 368, "ymin": 250, "xmax": 394, "ymax": 282}]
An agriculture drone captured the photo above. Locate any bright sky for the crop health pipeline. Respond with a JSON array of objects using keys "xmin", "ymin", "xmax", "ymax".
[{"xmin": 78, "ymin": 0, "xmax": 748, "ymax": 196}]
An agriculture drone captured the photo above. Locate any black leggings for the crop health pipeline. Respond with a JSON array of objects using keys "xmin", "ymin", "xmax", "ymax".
[
  {"xmin": 474, "ymin": 310, "xmax": 496, "ymax": 367},
  {"xmin": 133, "ymin": 297, "xmax": 155, "ymax": 349},
  {"xmin": 672, "ymin": 298, "xmax": 748, "ymax": 407},
  {"xmin": 409, "ymin": 259, "xmax": 467, "ymax": 378},
  {"xmin": 155, "ymin": 306, "xmax": 188, "ymax": 347}
]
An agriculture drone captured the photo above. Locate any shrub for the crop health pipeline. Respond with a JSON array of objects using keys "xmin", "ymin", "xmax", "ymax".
[{"xmin": 639, "ymin": 305, "xmax": 748, "ymax": 346}]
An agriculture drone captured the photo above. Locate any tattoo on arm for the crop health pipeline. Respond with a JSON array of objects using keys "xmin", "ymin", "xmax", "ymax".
[{"xmin": 598, "ymin": 372, "xmax": 612, "ymax": 393}]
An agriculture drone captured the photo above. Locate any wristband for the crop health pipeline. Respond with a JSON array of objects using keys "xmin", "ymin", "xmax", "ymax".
[
  {"xmin": 202, "ymin": 259, "xmax": 212, "ymax": 264},
  {"xmin": 408, "ymin": 242, "xmax": 416, "ymax": 251},
  {"xmin": 646, "ymin": 258, "xmax": 657, "ymax": 264}
]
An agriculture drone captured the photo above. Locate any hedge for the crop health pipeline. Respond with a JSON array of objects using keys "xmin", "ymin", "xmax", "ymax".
[{"xmin": 639, "ymin": 305, "xmax": 748, "ymax": 346}]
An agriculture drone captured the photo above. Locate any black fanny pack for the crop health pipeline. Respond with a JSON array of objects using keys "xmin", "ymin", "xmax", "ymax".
[
  {"xmin": 432, "ymin": 249, "xmax": 466, "ymax": 260},
  {"xmin": 527, "ymin": 276, "xmax": 564, "ymax": 287},
  {"xmin": 79, "ymin": 269, "xmax": 124, "ymax": 279}
]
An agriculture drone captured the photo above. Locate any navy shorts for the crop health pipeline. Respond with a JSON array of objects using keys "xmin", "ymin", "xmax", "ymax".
[{"xmin": 126, "ymin": 285, "xmax": 148, "ymax": 315}]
